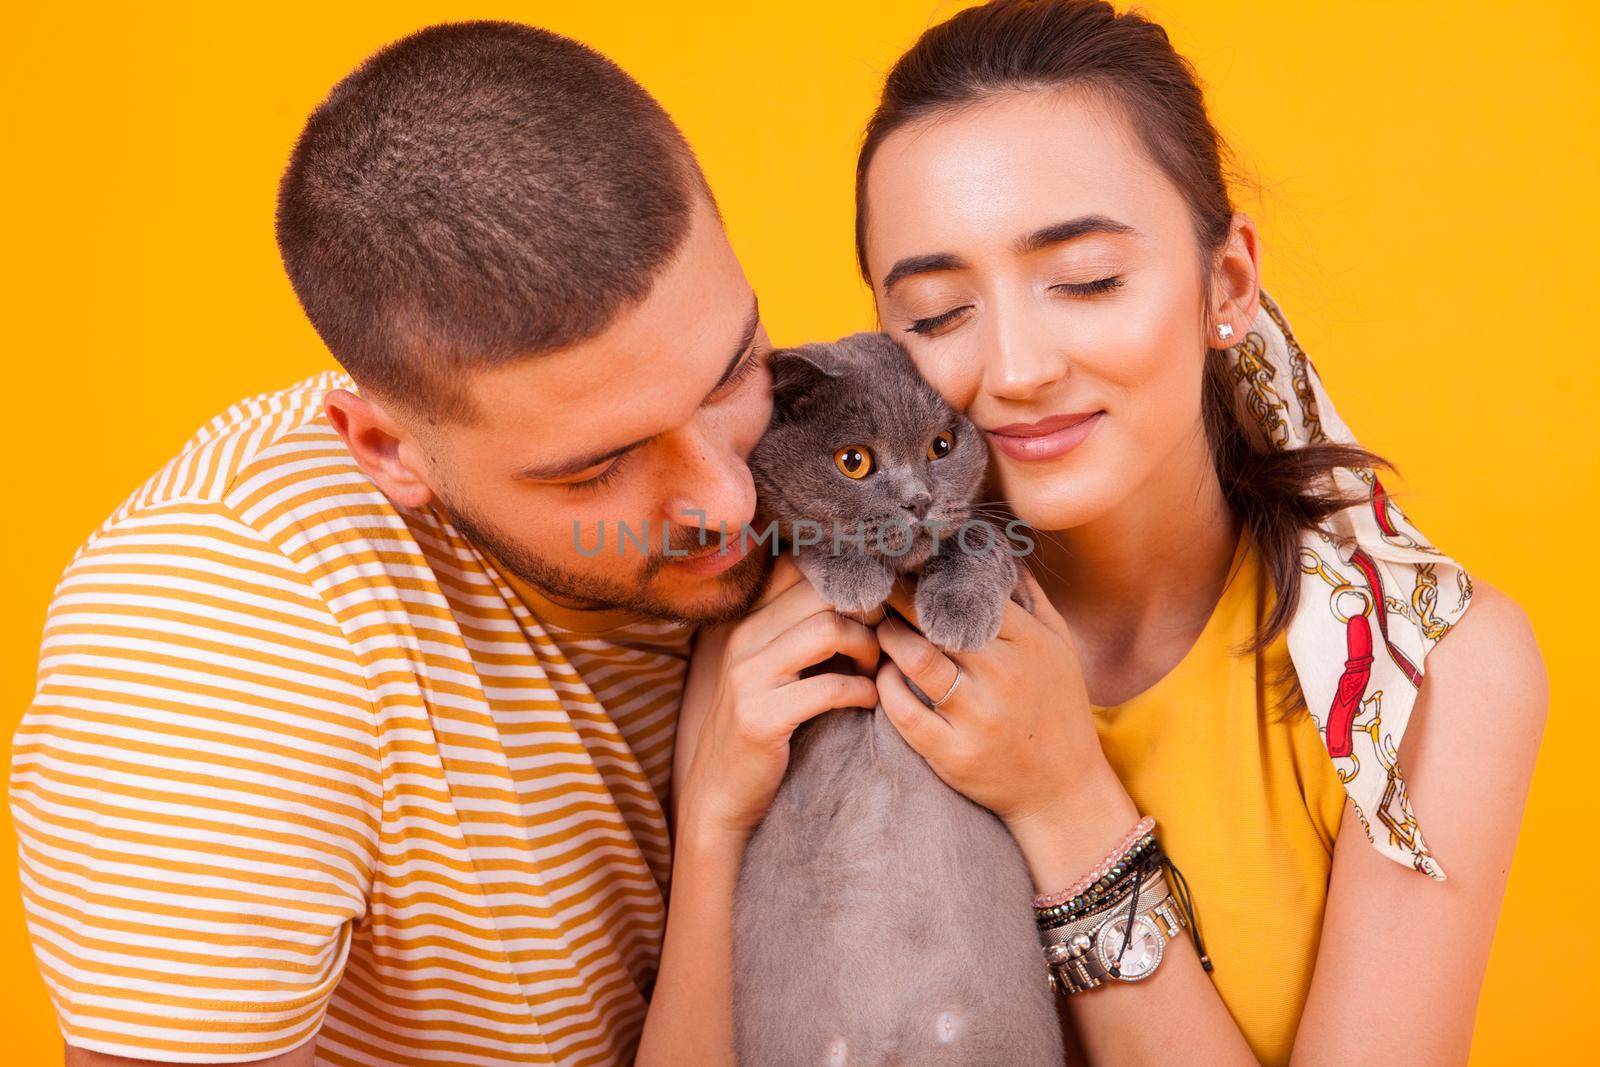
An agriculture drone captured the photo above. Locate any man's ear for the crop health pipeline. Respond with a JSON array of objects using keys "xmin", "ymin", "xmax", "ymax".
[
  {"xmin": 323, "ymin": 388, "xmax": 436, "ymax": 508},
  {"xmin": 1208, "ymin": 212, "xmax": 1262, "ymax": 348},
  {"xmin": 768, "ymin": 344, "xmax": 841, "ymax": 422}
]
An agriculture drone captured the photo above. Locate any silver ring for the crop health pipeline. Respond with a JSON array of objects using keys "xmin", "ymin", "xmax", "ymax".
[{"xmin": 930, "ymin": 666, "xmax": 963, "ymax": 708}]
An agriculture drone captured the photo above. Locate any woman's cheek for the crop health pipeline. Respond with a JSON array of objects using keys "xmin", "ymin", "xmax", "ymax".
[{"xmin": 910, "ymin": 337, "xmax": 985, "ymax": 412}]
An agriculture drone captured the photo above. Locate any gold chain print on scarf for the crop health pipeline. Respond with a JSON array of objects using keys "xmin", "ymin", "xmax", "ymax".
[{"xmin": 1224, "ymin": 292, "xmax": 1473, "ymax": 879}]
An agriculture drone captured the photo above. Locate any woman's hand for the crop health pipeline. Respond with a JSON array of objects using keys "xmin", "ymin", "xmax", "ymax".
[
  {"xmin": 874, "ymin": 568, "xmax": 1139, "ymax": 886},
  {"xmin": 675, "ymin": 556, "xmax": 881, "ymax": 850}
]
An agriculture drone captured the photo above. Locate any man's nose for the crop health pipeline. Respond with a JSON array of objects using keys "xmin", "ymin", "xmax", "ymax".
[{"xmin": 665, "ymin": 434, "xmax": 756, "ymax": 539}]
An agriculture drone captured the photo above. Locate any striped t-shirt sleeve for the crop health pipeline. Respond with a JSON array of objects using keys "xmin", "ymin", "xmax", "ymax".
[{"xmin": 10, "ymin": 499, "xmax": 383, "ymax": 1062}]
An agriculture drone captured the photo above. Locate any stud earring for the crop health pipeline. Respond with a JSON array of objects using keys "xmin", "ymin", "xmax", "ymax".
[{"xmin": 1216, "ymin": 322, "xmax": 1234, "ymax": 342}]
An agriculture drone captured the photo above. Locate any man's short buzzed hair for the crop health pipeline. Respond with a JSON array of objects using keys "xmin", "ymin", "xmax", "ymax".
[{"xmin": 275, "ymin": 20, "xmax": 706, "ymax": 418}]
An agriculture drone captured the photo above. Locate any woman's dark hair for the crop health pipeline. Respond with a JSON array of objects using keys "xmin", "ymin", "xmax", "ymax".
[{"xmin": 855, "ymin": 0, "xmax": 1385, "ymax": 652}]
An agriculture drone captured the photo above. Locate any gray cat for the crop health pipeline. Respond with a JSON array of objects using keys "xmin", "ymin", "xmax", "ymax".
[{"xmin": 734, "ymin": 333, "xmax": 1064, "ymax": 1066}]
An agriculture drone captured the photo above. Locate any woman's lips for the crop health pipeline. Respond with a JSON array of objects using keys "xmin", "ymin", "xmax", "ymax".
[{"xmin": 984, "ymin": 411, "xmax": 1104, "ymax": 462}]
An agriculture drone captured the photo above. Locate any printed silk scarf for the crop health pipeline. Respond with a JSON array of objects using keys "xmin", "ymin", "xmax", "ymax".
[{"xmin": 1225, "ymin": 292, "xmax": 1472, "ymax": 879}]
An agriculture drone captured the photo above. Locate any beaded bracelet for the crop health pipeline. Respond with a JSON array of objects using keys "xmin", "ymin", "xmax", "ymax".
[
  {"xmin": 1034, "ymin": 842, "xmax": 1164, "ymax": 931},
  {"xmin": 1033, "ymin": 839, "xmax": 1160, "ymax": 927},
  {"xmin": 1033, "ymin": 829, "xmax": 1160, "ymax": 923},
  {"xmin": 1033, "ymin": 816, "xmax": 1157, "ymax": 909}
]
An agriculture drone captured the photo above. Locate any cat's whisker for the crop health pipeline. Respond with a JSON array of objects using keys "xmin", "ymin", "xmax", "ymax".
[{"xmin": 1021, "ymin": 554, "xmax": 1067, "ymax": 586}]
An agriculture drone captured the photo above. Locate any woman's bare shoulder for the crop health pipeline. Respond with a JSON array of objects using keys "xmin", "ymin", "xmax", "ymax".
[
  {"xmin": 1425, "ymin": 578, "xmax": 1547, "ymax": 723},
  {"xmin": 1394, "ymin": 576, "xmax": 1548, "ymax": 841}
]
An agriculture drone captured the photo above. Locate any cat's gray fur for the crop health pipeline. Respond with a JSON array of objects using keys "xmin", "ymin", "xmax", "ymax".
[{"xmin": 734, "ymin": 333, "xmax": 1063, "ymax": 1066}]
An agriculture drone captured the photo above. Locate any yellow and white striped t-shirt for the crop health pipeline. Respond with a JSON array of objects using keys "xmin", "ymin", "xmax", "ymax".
[{"xmin": 10, "ymin": 373, "xmax": 692, "ymax": 1065}]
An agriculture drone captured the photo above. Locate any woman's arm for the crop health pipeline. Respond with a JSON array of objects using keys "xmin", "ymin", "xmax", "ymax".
[
  {"xmin": 875, "ymin": 574, "xmax": 1546, "ymax": 1065},
  {"xmin": 1293, "ymin": 581, "xmax": 1546, "ymax": 1064}
]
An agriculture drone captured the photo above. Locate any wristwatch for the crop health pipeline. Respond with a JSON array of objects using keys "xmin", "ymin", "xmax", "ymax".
[{"xmin": 1039, "ymin": 873, "xmax": 1189, "ymax": 994}]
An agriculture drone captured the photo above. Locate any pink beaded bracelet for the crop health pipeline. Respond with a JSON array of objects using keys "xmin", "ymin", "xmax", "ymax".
[{"xmin": 1032, "ymin": 815, "xmax": 1157, "ymax": 909}]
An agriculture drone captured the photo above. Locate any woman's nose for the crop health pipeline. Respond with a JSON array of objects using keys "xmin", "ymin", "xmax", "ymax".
[{"xmin": 982, "ymin": 303, "xmax": 1070, "ymax": 401}]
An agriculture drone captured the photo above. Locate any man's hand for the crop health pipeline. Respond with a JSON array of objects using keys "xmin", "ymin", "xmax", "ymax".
[{"xmin": 674, "ymin": 556, "xmax": 880, "ymax": 848}]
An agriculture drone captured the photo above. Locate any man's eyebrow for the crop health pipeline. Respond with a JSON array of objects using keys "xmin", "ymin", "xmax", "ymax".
[
  {"xmin": 882, "ymin": 253, "xmax": 967, "ymax": 293},
  {"xmin": 514, "ymin": 294, "xmax": 762, "ymax": 483},
  {"xmin": 1015, "ymin": 214, "xmax": 1135, "ymax": 255}
]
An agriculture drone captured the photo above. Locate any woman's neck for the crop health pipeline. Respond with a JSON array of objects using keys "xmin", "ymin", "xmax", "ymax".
[{"xmin": 1026, "ymin": 432, "xmax": 1241, "ymax": 706}]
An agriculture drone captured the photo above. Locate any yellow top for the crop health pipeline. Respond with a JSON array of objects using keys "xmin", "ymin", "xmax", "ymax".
[{"xmin": 1092, "ymin": 532, "xmax": 1347, "ymax": 1066}]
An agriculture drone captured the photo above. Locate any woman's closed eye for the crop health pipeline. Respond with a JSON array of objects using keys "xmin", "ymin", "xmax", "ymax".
[
  {"xmin": 906, "ymin": 305, "xmax": 973, "ymax": 337},
  {"xmin": 1050, "ymin": 275, "xmax": 1124, "ymax": 298},
  {"xmin": 903, "ymin": 275, "xmax": 1125, "ymax": 337}
]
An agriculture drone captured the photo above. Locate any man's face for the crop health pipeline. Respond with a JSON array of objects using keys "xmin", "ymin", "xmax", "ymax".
[{"xmin": 414, "ymin": 197, "xmax": 774, "ymax": 625}]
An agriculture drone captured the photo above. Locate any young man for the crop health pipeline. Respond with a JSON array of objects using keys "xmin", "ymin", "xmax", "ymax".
[{"xmin": 11, "ymin": 22, "xmax": 874, "ymax": 1066}]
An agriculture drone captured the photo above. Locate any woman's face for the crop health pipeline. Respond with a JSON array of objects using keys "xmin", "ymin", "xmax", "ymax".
[{"xmin": 863, "ymin": 88, "xmax": 1234, "ymax": 533}]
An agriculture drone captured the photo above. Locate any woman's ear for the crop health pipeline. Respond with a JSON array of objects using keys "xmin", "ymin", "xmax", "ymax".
[
  {"xmin": 323, "ymin": 388, "xmax": 436, "ymax": 508},
  {"xmin": 1208, "ymin": 212, "xmax": 1262, "ymax": 348}
]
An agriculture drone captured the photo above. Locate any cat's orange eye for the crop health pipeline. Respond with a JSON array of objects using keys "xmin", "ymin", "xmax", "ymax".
[
  {"xmin": 927, "ymin": 430, "xmax": 955, "ymax": 461},
  {"xmin": 834, "ymin": 446, "xmax": 874, "ymax": 479}
]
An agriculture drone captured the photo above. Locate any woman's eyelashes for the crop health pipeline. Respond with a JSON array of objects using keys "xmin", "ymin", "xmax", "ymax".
[
  {"xmin": 906, "ymin": 305, "xmax": 973, "ymax": 336},
  {"xmin": 1050, "ymin": 275, "xmax": 1124, "ymax": 298},
  {"xmin": 903, "ymin": 275, "xmax": 1125, "ymax": 337}
]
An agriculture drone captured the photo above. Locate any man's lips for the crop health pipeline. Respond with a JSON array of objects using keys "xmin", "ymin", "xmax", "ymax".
[
  {"xmin": 670, "ymin": 534, "xmax": 752, "ymax": 577},
  {"xmin": 984, "ymin": 411, "xmax": 1104, "ymax": 462}
]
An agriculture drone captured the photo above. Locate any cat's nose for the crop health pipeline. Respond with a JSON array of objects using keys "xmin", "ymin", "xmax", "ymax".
[{"xmin": 901, "ymin": 493, "xmax": 932, "ymax": 520}]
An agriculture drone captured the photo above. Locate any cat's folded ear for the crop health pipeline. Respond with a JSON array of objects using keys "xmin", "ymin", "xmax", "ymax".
[
  {"xmin": 767, "ymin": 344, "xmax": 842, "ymax": 421},
  {"xmin": 837, "ymin": 331, "xmax": 913, "ymax": 366}
]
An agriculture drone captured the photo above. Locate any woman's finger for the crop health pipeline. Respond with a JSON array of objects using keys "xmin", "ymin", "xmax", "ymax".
[
  {"xmin": 840, "ymin": 601, "xmax": 889, "ymax": 628},
  {"xmin": 998, "ymin": 564, "xmax": 1068, "ymax": 641},
  {"xmin": 736, "ymin": 567, "xmax": 840, "ymax": 651},
  {"xmin": 876, "ymin": 660, "xmax": 954, "ymax": 757},
  {"xmin": 876, "ymin": 610, "xmax": 962, "ymax": 708},
  {"xmin": 772, "ymin": 672, "xmax": 879, "ymax": 734},
  {"xmin": 757, "ymin": 609, "xmax": 881, "ymax": 680}
]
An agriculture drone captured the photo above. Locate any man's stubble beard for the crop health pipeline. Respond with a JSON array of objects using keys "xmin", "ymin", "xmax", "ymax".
[{"xmin": 436, "ymin": 495, "xmax": 770, "ymax": 627}]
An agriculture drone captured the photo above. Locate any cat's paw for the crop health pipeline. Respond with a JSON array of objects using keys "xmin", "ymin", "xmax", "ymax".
[
  {"xmin": 916, "ymin": 575, "xmax": 1006, "ymax": 652},
  {"xmin": 800, "ymin": 553, "xmax": 895, "ymax": 615}
]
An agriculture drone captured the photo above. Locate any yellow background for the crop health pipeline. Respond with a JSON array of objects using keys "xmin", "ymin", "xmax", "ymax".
[{"xmin": 3, "ymin": 1, "xmax": 1595, "ymax": 1062}]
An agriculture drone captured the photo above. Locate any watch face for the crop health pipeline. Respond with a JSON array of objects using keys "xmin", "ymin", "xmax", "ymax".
[{"xmin": 1095, "ymin": 914, "xmax": 1165, "ymax": 981}]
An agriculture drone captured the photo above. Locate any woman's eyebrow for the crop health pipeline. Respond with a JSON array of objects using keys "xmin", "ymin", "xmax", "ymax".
[
  {"xmin": 1015, "ymin": 214, "xmax": 1135, "ymax": 254},
  {"xmin": 881, "ymin": 215, "xmax": 1135, "ymax": 293},
  {"xmin": 882, "ymin": 252, "xmax": 967, "ymax": 292}
]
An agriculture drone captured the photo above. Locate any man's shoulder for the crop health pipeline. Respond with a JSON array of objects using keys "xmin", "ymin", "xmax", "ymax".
[
  {"xmin": 99, "ymin": 371, "xmax": 398, "ymax": 542},
  {"xmin": 49, "ymin": 372, "xmax": 436, "ymax": 669},
  {"xmin": 141, "ymin": 371, "xmax": 362, "ymax": 506}
]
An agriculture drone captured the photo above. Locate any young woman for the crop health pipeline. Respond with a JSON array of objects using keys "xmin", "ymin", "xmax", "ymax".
[
  {"xmin": 644, "ymin": 3, "xmax": 1546, "ymax": 1064},
  {"xmin": 852, "ymin": 1, "xmax": 1547, "ymax": 1063}
]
